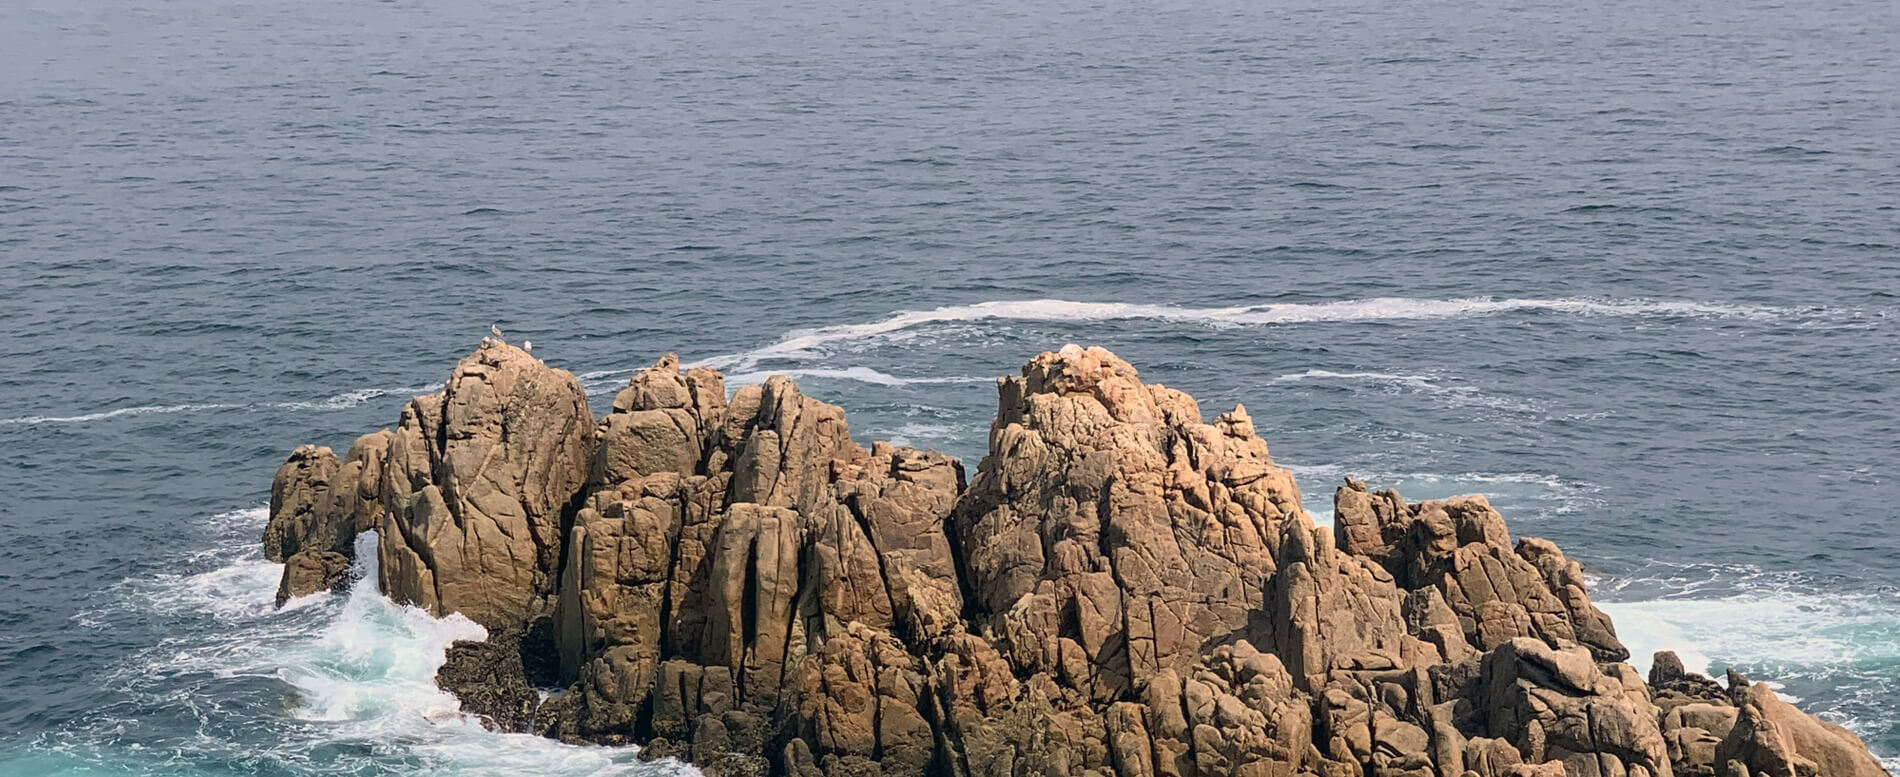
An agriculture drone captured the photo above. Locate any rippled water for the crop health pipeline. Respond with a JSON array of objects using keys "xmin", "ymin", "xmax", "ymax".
[{"xmin": 3, "ymin": 0, "xmax": 1897, "ymax": 772}]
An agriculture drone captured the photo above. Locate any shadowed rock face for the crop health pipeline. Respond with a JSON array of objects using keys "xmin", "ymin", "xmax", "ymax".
[{"xmin": 262, "ymin": 344, "xmax": 1890, "ymax": 777}]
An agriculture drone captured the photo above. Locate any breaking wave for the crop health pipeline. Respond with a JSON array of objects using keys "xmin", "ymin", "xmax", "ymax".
[{"xmin": 37, "ymin": 511, "xmax": 684, "ymax": 777}]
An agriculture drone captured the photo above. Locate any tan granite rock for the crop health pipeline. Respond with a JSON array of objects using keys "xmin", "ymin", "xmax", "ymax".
[
  {"xmin": 373, "ymin": 341, "xmax": 594, "ymax": 630},
  {"xmin": 260, "ymin": 344, "xmax": 1893, "ymax": 777}
]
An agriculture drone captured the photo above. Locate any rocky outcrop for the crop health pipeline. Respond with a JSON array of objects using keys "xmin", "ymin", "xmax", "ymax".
[
  {"xmin": 1713, "ymin": 671, "xmax": 1887, "ymax": 777},
  {"xmin": 372, "ymin": 341, "xmax": 595, "ymax": 631},
  {"xmin": 262, "ymin": 343, "xmax": 1891, "ymax": 777},
  {"xmin": 261, "ymin": 430, "xmax": 394, "ymax": 604},
  {"xmin": 1333, "ymin": 482, "xmax": 1626, "ymax": 663}
]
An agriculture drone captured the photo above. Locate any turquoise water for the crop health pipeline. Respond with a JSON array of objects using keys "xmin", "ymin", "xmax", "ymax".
[{"xmin": 3, "ymin": 0, "xmax": 1898, "ymax": 772}]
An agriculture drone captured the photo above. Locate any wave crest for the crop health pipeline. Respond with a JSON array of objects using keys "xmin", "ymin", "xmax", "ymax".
[{"xmin": 698, "ymin": 296, "xmax": 1815, "ymax": 369}]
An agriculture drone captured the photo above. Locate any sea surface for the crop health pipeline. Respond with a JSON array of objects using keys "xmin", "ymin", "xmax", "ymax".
[{"xmin": 3, "ymin": 0, "xmax": 1898, "ymax": 773}]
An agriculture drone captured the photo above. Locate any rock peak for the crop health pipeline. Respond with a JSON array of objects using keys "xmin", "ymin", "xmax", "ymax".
[{"xmin": 259, "ymin": 344, "xmax": 1891, "ymax": 777}]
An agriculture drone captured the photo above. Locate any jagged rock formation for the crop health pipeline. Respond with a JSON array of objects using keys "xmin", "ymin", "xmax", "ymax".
[{"xmin": 262, "ymin": 342, "xmax": 1891, "ymax": 777}]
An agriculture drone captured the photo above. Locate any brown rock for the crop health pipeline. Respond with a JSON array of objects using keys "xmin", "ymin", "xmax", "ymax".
[
  {"xmin": 263, "ymin": 444, "xmax": 340, "ymax": 563},
  {"xmin": 836, "ymin": 443, "xmax": 966, "ymax": 644},
  {"xmin": 1260, "ymin": 513, "xmax": 1424, "ymax": 693},
  {"xmin": 551, "ymin": 477, "xmax": 685, "ymax": 735},
  {"xmin": 275, "ymin": 550, "xmax": 351, "ymax": 605},
  {"xmin": 265, "ymin": 434, "xmax": 395, "ymax": 606},
  {"xmin": 374, "ymin": 341, "xmax": 594, "ymax": 630},
  {"xmin": 953, "ymin": 345, "xmax": 1300, "ymax": 700},
  {"xmin": 1477, "ymin": 638, "xmax": 1672, "ymax": 777},
  {"xmin": 786, "ymin": 623, "xmax": 936, "ymax": 777},
  {"xmin": 258, "ymin": 344, "xmax": 1893, "ymax": 777},
  {"xmin": 1333, "ymin": 485, "xmax": 1629, "ymax": 663},
  {"xmin": 1716, "ymin": 677, "xmax": 1888, "ymax": 777}
]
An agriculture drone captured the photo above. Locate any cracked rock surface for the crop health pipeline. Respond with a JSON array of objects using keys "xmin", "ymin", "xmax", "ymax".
[{"xmin": 263, "ymin": 343, "xmax": 1889, "ymax": 777}]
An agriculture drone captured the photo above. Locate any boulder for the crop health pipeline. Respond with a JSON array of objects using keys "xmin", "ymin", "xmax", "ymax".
[
  {"xmin": 374, "ymin": 340, "xmax": 594, "ymax": 630},
  {"xmin": 264, "ymin": 432, "xmax": 396, "ymax": 605},
  {"xmin": 1716, "ymin": 675, "xmax": 1887, "ymax": 777},
  {"xmin": 1476, "ymin": 637, "xmax": 1672, "ymax": 777},
  {"xmin": 436, "ymin": 628, "xmax": 543, "ymax": 732},
  {"xmin": 263, "ymin": 444, "xmax": 341, "ymax": 563},
  {"xmin": 1334, "ymin": 484, "xmax": 1627, "ymax": 663},
  {"xmin": 275, "ymin": 550, "xmax": 351, "ymax": 605}
]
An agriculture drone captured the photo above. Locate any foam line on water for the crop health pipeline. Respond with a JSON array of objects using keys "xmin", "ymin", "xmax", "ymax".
[
  {"xmin": 0, "ymin": 383, "xmax": 444, "ymax": 427},
  {"xmin": 1271, "ymin": 369, "xmax": 1547, "ymax": 413},
  {"xmin": 267, "ymin": 383, "xmax": 444, "ymax": 412},
  {"xmin": 1273, "ymin": 369, "xmax": 1439, "ymax": 388},
  {"xmin": 0, "ymin": 402, "xmax": 243, "ymax": 426},
  {"xmin": 1287, "ymin": 463, "xmax": 1584, "ymax": 488},
  {"xmin": 1, "ymin": 295, "xmax": 1827, "ymax": 426},
  {"xmin": 696, "ymin": 296, "xmax": 1813, "ymax": 369},
  {"xmin": 722, "ymin": 366, "xmax": 991, "ymax": 387}
]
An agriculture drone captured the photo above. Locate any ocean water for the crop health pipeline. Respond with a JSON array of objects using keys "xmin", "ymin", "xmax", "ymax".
[{"xmin": 3, "ymin": 0, "xmax": 1898, "ymax": 772}]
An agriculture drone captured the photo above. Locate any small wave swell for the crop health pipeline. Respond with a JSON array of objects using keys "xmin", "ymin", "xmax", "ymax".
[
  {"xmin": 699, "ymin": 296, "xmax": 1813, "ymax": 370},
  {"xmin": 0, "ymin": 403, "xmax": 241, "ymax": 426},
  {"xmin": 0, "ymin": 384, "xmax": 443, "ymax": 427},
  {"xmin": 722, "ymin": 366, "xmax": 990, "ymax": 388},
  {"xmin": 2, "ymin": 295, "xmax": 1837, "ymax": 427}
]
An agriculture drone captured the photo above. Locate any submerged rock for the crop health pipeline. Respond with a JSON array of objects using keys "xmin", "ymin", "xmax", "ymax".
[{"xmin": 262, "ymin": 344, "xmax": 1892, "ymax": 777}]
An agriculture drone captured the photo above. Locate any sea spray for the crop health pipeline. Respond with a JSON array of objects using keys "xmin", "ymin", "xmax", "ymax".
[
  {"xmin": 267, "ymin": 532, "xmax": 668, "ymax": 775},
  {"xmin": 279, "ymin": 532, "xmax": 486, "ymax": 724},
  {"xmin": 39, "ymin": 520, "xmax": 673, "ymax": 776}
]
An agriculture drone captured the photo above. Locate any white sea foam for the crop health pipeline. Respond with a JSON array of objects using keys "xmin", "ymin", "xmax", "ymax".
[
  {"xmin": 1589, "ymin": 568, "xmax": 1900, "ymax": 757},
  {"xmin": 1, "ymin": 384, "xmax": 444, "ymax": 427},
  {"xmin": 268, "ymin": 383, "xmax": 443, "ymax": 412},
  {"xmin": 282, "ymin": 534, "xmax": 487, "ymax": 724},
  {"xmin": 271, "ymin": 536, "xmax": 682, "ymax": 774},
  {"xmin": 0, "ymin": 402, "xmax": 242, "ymax": 426},
  {"xmin": 697, "ymin": 296, "xmax": 1805, "ymax": 370},
  {"xmin": 66, "ymin": 516, "xmax": 684, "ymax": 776},
  {"xmin": 1272, "ymin": 368, "xmax": 1548, "ymax": 415},
  {"xmin": 1272, "ymin": 369, "xmax": 1439, "ymax": 389},
  {"xmin": 1601, "ymin": 586, "xmax": 1900, "ymax": 676},
  {"xmin": 0, "ymin": 295, "xmax": 1820, "ymax": 427},
  {"xmin": 722, "ymin": 366, "xmax": 990, "ymax": 388}
]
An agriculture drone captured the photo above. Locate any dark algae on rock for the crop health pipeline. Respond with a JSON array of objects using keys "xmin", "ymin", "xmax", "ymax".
[{"xmin": 262, "ymin": 341, "xmax": 1889, "ymax": 777}]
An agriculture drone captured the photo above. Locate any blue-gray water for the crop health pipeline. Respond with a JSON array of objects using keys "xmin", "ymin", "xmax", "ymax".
[{"xmin": 3, "ymin": 0, "xmax": 1898, "ymax": 773}]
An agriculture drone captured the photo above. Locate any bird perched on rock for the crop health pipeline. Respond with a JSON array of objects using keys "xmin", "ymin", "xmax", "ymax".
[
  {"xmin": 490, "ymin": 324, "xmax": 504, "ymax": 341},
  {"xmin": 522, "ymin": 340, "xmax": 533, "ymax": 353}
]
